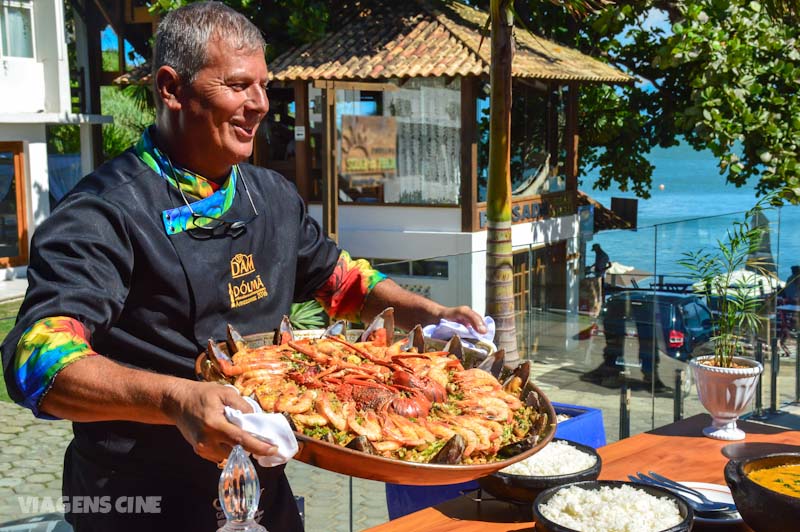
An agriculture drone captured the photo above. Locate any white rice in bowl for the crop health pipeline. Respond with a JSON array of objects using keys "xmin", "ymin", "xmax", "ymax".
[
  {"xmin": 539, "ymin": 484, "xmax": 683, "ymax": 532},
  {"xmin": 500, "ymin": 440, "xmax": 597, "ymax": 477}
]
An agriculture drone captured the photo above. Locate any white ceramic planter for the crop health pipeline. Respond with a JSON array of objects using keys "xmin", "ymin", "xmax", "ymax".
[{"xmin": 690, "ymin": 355, "xmax": 763, "ymax": 441}]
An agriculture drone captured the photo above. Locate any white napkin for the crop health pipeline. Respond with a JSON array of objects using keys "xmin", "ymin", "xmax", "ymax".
[
  {"xmin": 422, "ymin": 316, "xmax": 496, "ymax": 353},
  {"xmin": 223, "ymin": 396, "xmax": 299, "ymax": 467}
]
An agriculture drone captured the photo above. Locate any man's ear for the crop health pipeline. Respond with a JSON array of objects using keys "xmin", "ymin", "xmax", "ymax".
[{"xmin": 155, "ymin": 66, "xmax": 183, "ymax": 112}]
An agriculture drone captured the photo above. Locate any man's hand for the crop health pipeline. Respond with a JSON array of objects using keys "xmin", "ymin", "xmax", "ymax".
[
  {"xmin": 164, "ymin": 381, "xmax": 278, "ymax": 464},
  {"xmin": 440, "ymin": 305, "xmax": 487, "ymax": 334}
]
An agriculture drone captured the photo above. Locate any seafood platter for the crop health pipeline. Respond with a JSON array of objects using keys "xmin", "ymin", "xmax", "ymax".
[{"xmin": 195, "ymin": 309, "xmax": 556, "ymax": 485}]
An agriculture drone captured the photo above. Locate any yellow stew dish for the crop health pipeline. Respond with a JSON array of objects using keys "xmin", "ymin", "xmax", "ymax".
[{"xmin": 748, "ymin": 464, "xmax": 800, "ymax": 497}]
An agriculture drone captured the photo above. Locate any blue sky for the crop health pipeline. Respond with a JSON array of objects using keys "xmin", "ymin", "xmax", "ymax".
[{"xmin": 101, "ymin": 26, "xmax": 146, "ymax": 67}]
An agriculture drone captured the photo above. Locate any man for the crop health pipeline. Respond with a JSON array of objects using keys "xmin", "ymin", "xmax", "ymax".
[
  {"xmin": 590, "ymin": 243, "xmax": 611, "ymax": 278},
  {"xmin": 782, "ymin": 265, "xmax": 800, "ymax": 304},
  {"xmin": 0, "ymin": 3, "xmax": 483, "ymax": 530}
]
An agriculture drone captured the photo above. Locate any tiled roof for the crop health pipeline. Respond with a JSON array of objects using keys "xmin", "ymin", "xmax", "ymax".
[
  {"xmin": 577, "ymin": 190, "xmax": 632, "ymax": 232},
  {"xmin": 270, "ymin": 0, "xmax": 631, "ymax": 84}
]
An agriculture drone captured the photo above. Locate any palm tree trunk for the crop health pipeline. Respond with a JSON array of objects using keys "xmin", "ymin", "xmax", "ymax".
[{"xmin": 485, "ymin": 0, "xmax": 518, "ymax": 364}]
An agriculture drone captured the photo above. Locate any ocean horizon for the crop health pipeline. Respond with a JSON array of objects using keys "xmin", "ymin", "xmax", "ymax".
[{"xmin": 582, "ymin": 142, "xmax": 800, "ymax": 284}]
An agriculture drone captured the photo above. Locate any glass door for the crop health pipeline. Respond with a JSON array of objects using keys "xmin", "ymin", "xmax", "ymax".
[{"xmin": 0, "ymin": 142, "xmax": 28, "ymax": 267}]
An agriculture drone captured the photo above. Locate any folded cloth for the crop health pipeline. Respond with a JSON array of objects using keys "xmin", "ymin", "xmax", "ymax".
[
  {"xmin": 224, "ymin": 399, "xmax": 299, "ymax": 467},
  {"xmin": 422, "ymin": 316, "xmax": 496, "ymax": 352}
]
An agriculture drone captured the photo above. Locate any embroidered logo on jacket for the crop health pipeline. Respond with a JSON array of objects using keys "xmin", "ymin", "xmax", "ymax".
[
  {"xmin": 230, "ymin": 253, "xmax": 256, "ymax": 278},
  {"xmin": 228, "ymin": 254, "xmax": 267, "ymax": 308}
]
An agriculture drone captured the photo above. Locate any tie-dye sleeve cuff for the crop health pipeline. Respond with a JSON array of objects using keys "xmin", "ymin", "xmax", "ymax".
[
  {"xmin": 314, "ymin": 251, "xmax": 387, "ymax": 323},
  {"xmin": 14, "ymin": 316, "xmax": 97, "ymax": 419}
]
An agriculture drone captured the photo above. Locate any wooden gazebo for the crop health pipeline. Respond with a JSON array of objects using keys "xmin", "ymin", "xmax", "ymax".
[{"xmin": 264, "ymin": 0, "xmax": 632, "ymax": 241}]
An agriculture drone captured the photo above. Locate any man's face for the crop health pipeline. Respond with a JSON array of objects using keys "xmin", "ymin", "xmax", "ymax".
[{"xmin": 177, "ymin": 38, "xmax": 269, "ymax": 179}]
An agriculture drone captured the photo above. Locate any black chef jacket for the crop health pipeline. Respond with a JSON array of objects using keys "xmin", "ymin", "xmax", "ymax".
[{"xmin": 1, "ymin": 151, "xmax": 341, "ymax": 531}]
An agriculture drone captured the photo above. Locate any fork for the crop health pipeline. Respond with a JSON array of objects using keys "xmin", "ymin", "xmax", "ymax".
[{"xmin": 628, "ymin": 473, "xmax": 737, "ymax": 513}]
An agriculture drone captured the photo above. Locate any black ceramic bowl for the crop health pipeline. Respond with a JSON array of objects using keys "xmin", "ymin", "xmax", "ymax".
[
  {"xmin": 725, "ymin": 452, "xmax": 800, "ymax": 532},
  {"xmin": 477, "ymin": 439, "xmax": 601, "ymax": 503},
  {"xmin": 532, "ymin": 480, "xmax": 694, "ymax": 532}
]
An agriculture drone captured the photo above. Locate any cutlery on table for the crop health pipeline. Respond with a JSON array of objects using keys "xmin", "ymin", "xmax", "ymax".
[{"xmin": 628, "ymin": 472, "xmax": 738, "ymax": 514}]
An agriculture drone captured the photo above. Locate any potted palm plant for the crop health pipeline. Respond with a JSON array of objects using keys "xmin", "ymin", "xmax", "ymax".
[{"xmin": 679, "ymin": 199, "xmax": 778, "ymax": 440}]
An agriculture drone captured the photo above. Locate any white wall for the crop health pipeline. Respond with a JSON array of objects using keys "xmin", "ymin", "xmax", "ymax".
[
  {"xmin": 0, "ymin": 59, "xmax": 46, "ymax": 113},
  {"xmin": 308, "ymin": 205, "xmax": 469, "ymax": 260},
  {"xmin": 34, "ymin": 0, "xmax": 71, "ymax": 114},
  {"xmin": 0, "ymin": 0, "xmax": 69, "ymax": 114}
]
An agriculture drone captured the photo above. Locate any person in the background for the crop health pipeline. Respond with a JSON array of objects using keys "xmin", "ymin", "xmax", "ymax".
[
  {"xmin": 778, "ymin": 265, "xmax": 800, "ymax": 356},
  {"xmin": 589, "ymin": 243, "xmax": 612, "ymax": 278},
  {"xmin": 0, "ymin": 3, "xmax": 484, "ymax": 531},
  {"xmin": 782, "ymin": 265, "xmax": 800, "ymax": 305}
]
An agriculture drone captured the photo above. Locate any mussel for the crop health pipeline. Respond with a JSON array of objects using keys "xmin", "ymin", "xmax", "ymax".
[
  {"xmin": 502, "ymin": 361, "xmax": 531, "ymax": 397},
  {"xmin": 360, "ymin": 307, "xmax": 395, "ymax": 344},
  {"xmin": 476, "ymin": 349, "xmax": 505, "ymax": 378},
  {"xmin": 272, "ymin": 316, "xmax": 294, "ymax": 345},
  {"xmin": 227, "ymin": 323, "xmax": 248, "ymax": 354},
  {"xmin": 430, "ymin": 434, "xmax": 466, "ymax": 464},
  {"xmin": 346, "ymin": 435, "xmax": 379, "ymax": 454},
  {"xmin": 443, "ymin": 334, "xmax": 464, "ymax": 360}
]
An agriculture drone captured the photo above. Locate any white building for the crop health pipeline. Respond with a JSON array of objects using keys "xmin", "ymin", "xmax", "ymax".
[{"xmin": 0, "ymin": 0, "xmax": 108, "ymax": 275}]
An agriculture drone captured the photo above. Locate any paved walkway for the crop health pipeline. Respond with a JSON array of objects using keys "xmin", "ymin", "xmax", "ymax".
[{"xmin": 0, "ymin": 403, "xmax": 72, "ymax": 521}]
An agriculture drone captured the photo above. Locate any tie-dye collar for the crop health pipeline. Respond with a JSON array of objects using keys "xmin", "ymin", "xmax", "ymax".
[{"xmin": 134, "ymin": 127, "xmax": 238, "ymax": 235}]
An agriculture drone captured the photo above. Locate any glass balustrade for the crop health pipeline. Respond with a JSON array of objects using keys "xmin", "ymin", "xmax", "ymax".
[{"xmin": 284, "ymin": 202, "xmax": 800, "ymax": 531}]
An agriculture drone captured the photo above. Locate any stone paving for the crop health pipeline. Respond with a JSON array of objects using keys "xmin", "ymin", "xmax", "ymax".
[{"xmin": 0, "ymin": 402, "xmax": 72, "ymax": 522}]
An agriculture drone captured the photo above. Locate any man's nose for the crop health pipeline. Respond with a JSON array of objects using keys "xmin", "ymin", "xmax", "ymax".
[{"xmin": 246, "ymin": 85, "xmax": 269, "ymax": 114}]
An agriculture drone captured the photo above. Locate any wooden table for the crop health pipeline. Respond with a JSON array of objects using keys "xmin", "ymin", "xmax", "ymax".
[{"xmin": 365, "ymin": 414, "xmax": 800, "ymax": 532}]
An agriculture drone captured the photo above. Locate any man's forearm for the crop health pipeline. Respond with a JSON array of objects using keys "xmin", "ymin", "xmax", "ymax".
[
  {"xmin": 39, "ymin": 355, "xmax": 186, "ymax": 424},
  {"xmin": 361, "ymin": 278, "xmax": 445, "ymax": 331}
]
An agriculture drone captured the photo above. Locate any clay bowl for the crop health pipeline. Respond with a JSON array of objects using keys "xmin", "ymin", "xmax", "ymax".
[
  {"xmin": 197, "ymin": 330, "xmax": 558, "ymax": 485},
  {"xmin": 477, "ymin": 439, "xmax": 601, "ymax": 503},
  {"xmin": 532, "ymin": 480, "xmax": 693, "ymax": 532},
  {"xmin": 724, "ymin": 452, "xmax": 800, "ymax": 532}
]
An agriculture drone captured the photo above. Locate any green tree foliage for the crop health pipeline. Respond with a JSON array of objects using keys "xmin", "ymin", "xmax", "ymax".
[
  {"xmin": 149, "ymin": 0, "xmax": 329, "ymax": 61},
  {"xmin": 515, "ymin": 0, "xmax": 799, "ymax": 203},
  {"xmin": 47, "ymin": 85, "xmax": 154, "ymax": 159},
  {"xmin": 150, "ymin": 1, "xmax": 799, "ymax": 202}
]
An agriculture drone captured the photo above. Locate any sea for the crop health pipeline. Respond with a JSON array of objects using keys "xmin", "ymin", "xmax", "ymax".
[{"xmin": 582, "ymin": 142, "xmax": 800, "ymax": 284}]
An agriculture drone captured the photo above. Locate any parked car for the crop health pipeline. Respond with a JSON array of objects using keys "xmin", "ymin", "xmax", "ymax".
[{"xmin": 595, "ymin": 290, "xmax": 716, "ymax": 363}]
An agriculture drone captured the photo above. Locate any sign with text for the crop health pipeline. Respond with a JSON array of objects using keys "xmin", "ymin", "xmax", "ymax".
[
  {"xmin": 340, "ymin": 115, "xmax": 397, "ymax": 187},
  {"xmin": 477, "ymin": 193, "xmax": 575, "ymax": 229}
]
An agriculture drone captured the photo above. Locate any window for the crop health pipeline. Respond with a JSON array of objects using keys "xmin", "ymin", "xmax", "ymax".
[
  {"xmin": 0, "ymin": 1, "xmax": 34, "ymax": 58},
  {"xmin": 411, "ymin": 260, "xmax": 448, "ymax": 279},
  {"xmin": 370, "ymin": 258, "xmax": 448, "ymax": 279},
  {"xmin": 0, "ymin": 142, "xmax": 29, "ymax": 267}
]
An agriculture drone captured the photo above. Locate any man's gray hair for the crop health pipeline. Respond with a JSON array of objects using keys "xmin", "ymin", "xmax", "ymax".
[{"xmin": 152, "ymin": 1, "xmax": 265, "ymax": 94}]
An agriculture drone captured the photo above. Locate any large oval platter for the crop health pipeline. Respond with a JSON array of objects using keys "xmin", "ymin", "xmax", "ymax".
[{"xmin": 196, "ymin": 329, "xmax": 556, "ymax": 485}]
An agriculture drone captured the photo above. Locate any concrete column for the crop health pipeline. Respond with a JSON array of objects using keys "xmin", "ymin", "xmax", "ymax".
[{"xmin": 25, "ymin": 126, "xmax": 51, "ymax": 228}]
